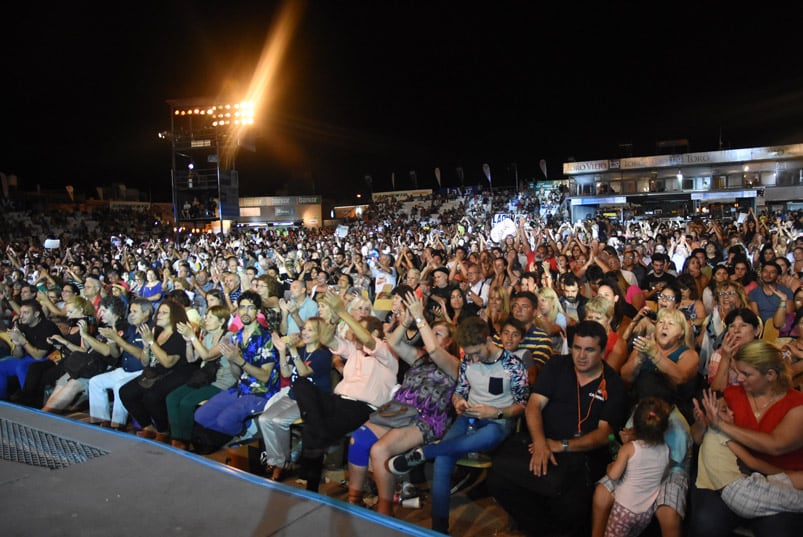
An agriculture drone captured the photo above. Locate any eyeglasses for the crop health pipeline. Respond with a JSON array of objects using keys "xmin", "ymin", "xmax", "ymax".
[
  {"xmin": 718, "ymin": 291, "xmax": 737, "ymax": 297},
  {"xmin": 658, "ymin": 294, "xmax": 676, "ymax": 302}
]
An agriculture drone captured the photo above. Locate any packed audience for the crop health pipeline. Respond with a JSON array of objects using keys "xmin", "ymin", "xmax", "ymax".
[{"xmin": 1, "ymin": 190, "xmax": 802, "ymax": 536}]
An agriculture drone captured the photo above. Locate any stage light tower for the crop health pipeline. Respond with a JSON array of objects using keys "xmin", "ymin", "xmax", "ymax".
[{"xmin": 163, "ymin": 98, "xmax": 254, "ymax": 237}]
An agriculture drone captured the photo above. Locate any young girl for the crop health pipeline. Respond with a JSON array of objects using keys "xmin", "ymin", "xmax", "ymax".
[{"xmin": 594, "ymin": 397, "xmax": 671, "ymax": 537}]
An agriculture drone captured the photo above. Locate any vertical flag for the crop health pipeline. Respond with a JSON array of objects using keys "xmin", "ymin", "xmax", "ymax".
[
  {"xmin": 482, "ymin": 163, "xmax": 492, "ymax": 186},
  {"xmin": 456, "ymin": 166, "xmax": 464, "ymax": 186},
  {"xmin": 391, "ymin": 172, "xmax": 396, "ymax": 190},
  {"xmin": 539, "ymin": 159, "xmax": 548, "ymax": 180},
  {"xmin": 409, "ymin": 170, "xmax": 418, "ymax": 189},
  {"xmin": 434, "ymin": 167, "xmax": 441, "ymax": 188}
]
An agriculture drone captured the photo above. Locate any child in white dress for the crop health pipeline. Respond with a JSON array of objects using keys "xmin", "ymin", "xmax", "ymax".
[{"xmin": 596, "ymin": 397, "xmax": 671, "ymax": 537}]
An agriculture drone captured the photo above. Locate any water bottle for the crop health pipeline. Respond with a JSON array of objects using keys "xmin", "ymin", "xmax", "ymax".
[
  {"xmin": 466, "ymin": 418, "xmax": 479, "ymax": 459},
  {"xmin": 466, "ymin": 417, "xmax": 477, "ymax": 435},
  {"xmin": 608, "ymin": 433, "xmax": 622, "ymax": 461}
]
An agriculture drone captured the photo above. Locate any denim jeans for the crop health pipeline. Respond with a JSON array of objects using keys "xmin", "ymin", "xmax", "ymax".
[
  {"xmin": 422, "ymin": 415, "xmax": 514, "ymax": 531},
  {"xmin": 0, "ymin": 356, "xmax": 38, "ymax": 400}
]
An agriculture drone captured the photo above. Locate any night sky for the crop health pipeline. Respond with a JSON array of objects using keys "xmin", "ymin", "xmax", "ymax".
[{"xmin": 5, "ymin": 2, "xmax": 803, "ymax": 204}]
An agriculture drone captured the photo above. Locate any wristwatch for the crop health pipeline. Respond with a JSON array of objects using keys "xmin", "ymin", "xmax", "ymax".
[
  {"xmin": 561, "ymin": 439, "xmax": 570, "ymax": 452},
  {"xmin": 496, "ymin": 408, "xmax": 504, "ymax": 419}
]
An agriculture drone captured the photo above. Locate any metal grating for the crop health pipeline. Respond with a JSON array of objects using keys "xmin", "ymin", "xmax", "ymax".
[{"xmin": 0, "ymin": 418, "xmax": 109, "ymax": 470}]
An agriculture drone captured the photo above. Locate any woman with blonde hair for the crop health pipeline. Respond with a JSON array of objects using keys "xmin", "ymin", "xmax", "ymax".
[
  {"xmin": 692, "ymin": 340, "xmax": 803, "ymax": 536},
  {"xmin": 482, "ymin": 284, "xmax": 510, "ymax": 338},
  {"xmin": 42, "ymin": 296, "xmax": 123, "ymax": 414},
  {"xmin": 534, "ymin": 287, "xmax": 567, "ymax": 354},
  {"xmin": 258, "ymin": 316, "xmax": 333, "ymax": 480},
  {"xmin": 338, "ymin": 295, "xmax": 373, "ymax": 341},
  {"xmin": 584, "ymin": 296, "xmax": 628, "ymax": 371},
  {"xmin": 622, "ymin": 308, "xmax": 700, "ymax": 420}
]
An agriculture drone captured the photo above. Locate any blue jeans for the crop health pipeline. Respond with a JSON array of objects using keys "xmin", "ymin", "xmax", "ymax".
[
  {"xmin": 0, "ymin": 355, "xmax": 39, "ymax": 400},
  {"xmin": 194, "ymin": 390, "xmax": 267, "ymax": 436},
  {"xmin": 422, "ymin": 416, "xmax": 514, "ymax": 531}
]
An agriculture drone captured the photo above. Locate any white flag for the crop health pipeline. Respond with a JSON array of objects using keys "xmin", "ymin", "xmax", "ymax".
[
  {"xmin": 539, "ymin": 159, "xmax": 548, "ymax": 179},
  {"xmin": 482, "ymin": 163, "xmax": 492, "ymax": 185},
  {"xmin": 434, "ymin": 167, "xmax": 441, "ymax": 187}
]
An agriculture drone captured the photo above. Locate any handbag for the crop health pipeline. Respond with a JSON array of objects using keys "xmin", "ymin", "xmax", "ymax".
[
  {"xmin": 137, "ymin": 366, "xmax": 169, "ymax": 389},
  {"xmin": 186, "ymin": 360, "xmax": 221, "ymax": 388},
  {"xmin": 62, "ymin": 351, "xmax": 109, "ymax": 379},
  {"xmin": 368, "ymin": 400, "xmax": 419, "ymax": 429}
]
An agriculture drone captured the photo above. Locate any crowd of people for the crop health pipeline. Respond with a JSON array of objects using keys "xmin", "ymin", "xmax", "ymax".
[{"xmin": 1, "ymin": 190, "xmax": 802, "ymax": 536}]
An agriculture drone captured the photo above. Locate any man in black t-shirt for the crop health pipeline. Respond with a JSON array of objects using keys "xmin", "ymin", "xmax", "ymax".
[
  {"xmin": 641, "ymin": 253, "xmax": 677, "ymax": 302},
  {"xmin": 0, "ymin": 299, "xmax": 59, "ymax": 400},
  {"xmin": 488, "ymin": 320, "xmax": 626, "ymax": 537}
]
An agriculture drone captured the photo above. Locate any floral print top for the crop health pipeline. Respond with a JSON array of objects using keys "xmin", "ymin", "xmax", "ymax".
[{"xmin": 229, "ymin": 325, "xmax": 280, "ymax": 398}]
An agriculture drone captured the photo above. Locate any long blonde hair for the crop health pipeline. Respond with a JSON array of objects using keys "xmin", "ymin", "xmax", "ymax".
[
  {"xmin": 536, "ymin": 287, "xmax": 563, "ymax": 324},
  {"xmin": 736, "ymin": 340, "xmax": 793, "ymax": 390}
]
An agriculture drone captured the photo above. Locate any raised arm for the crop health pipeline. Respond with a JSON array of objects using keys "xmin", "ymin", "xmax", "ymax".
[
  {"xmin": 324, "ymin": 290, "xmax": 376, "ymax": 350},
  {"xmin": 406, "ymin": 293, "xmax": 459, "ymax": 378}
]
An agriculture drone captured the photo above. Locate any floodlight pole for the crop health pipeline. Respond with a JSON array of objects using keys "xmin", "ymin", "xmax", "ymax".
[
  {"xmin": 169, "ymin": 111, "xmax": 179, "ymax": 242},
  {"xmin": 216, "ymin": 140, "xmax": 223, "ymax": 236}
]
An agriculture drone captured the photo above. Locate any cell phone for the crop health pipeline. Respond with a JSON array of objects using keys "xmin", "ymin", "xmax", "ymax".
[{"xmin": 644, "ymin": 310, "xmax": 657, "ymax": 321}]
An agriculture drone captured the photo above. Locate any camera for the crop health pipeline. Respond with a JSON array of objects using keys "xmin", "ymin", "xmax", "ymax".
[{"xmin": 643, "ymin": 310, "xmax": 657, "ymax": 321}]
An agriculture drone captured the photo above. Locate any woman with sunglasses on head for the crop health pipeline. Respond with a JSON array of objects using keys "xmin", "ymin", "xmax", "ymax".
[
  {"xmin": 622, "ymin": 283, "xmax": 685, "ymax": 346},
  {"xmin": 699, "ymin": 280, "xmax": 749, "ymax": 380},
  {"xmin": 703, "ymin": 265, "xmax": 731, "ymax": 316}
]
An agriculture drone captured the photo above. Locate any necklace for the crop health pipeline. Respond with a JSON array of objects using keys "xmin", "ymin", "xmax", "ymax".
[
  {"xmin": 749, "ymin": 392, "xmax": 781, "ymax": 419},
  {"xmin": 576, "ymin": 369, "xmax": 605, "ymax": 435}
]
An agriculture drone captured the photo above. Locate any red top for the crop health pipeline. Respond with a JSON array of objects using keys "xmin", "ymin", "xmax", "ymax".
[
  {"xmin": 724, "ymin": 384, "xmax": 803, "ymax": 471},
  {"xmin": 604, "ymin": 331, "xmax": 619, "ymax": 361}
]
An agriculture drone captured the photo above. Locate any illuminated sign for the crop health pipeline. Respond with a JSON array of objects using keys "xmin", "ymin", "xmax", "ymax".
[
  {"xmin": 564, "ymin": 143, "xmax": 803, "ymax": 174},
  {"xmin": 570, "ymin": 196, "xmax": 626, "ymax": 205},
  {"xmin": 690, "ymin": 190, "xmax": 757, "ymax": 201}
]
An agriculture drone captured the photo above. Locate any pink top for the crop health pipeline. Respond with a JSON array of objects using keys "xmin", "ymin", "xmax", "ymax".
[{"xmin": 333, "ymin": 336, "xmax": 399, "ymax": 408}]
